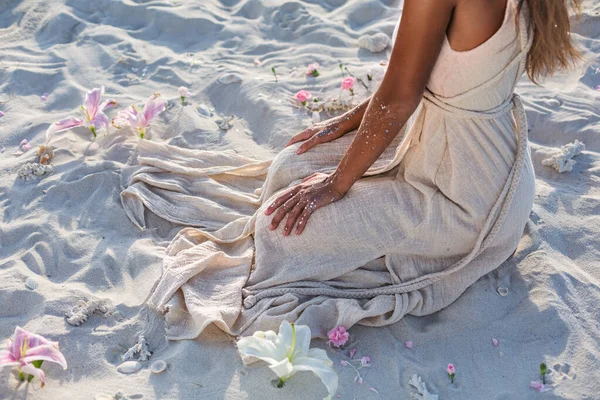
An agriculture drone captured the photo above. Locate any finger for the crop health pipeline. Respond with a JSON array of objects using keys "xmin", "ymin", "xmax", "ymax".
[
  {"xmin": 270, "ymin": 195, "xmax": 300, "ymax": 230},
  {"xmin": 301, "ymin": 172, "xmax": 319, "ymax": 183},
  {"xmin": 264, "ymin": 186, "xmax": 301, "ymax": 215},
  {"xmin": 285, "ymin": 129, "xmax": 316, "ymax": 147},
  {"xmin": 295, "ymin": 207, "xmax": 313, "ymax": 235},
  {"xmin": 283, "ymin": 201, "xmax": 306, "ymax": 237},
  {"xmin": 296, "ymin": 135, "xmax": 320, "ymax": 155}
]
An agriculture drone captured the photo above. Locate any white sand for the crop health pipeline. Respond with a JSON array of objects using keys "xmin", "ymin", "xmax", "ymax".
[{"xmin": 1, "ymin": 0, "xmax": 599, "ymax": 399}]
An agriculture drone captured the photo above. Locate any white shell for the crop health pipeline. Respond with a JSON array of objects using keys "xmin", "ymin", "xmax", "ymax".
[
  {"xmin": 150, "ymin": 360, "xmax": 167, "ymax": 374},
  {"xmin": 197, "ymin": 104, "xmax": 212, "ymax": 117},
  {"xmin": 311, "ymin": 111, "xmax": 321, "ymax": 124},
  {"xmin": 497, "ymin": 287, "xmax": 509, "ymax": 296},
  {"xmin": 358, "ymin": 32, "xmax": 390, "ymax": 53},
  {"xmin": 117, "ymin": 361, "xmax": 142, "ymax": 374},
  {"xmin": 25, "ymin": 277, "xmax": 38, "ymax": 290},
  {"xmin": 218, "ymin": 73, "xmax": 242, "ymax": 84}
]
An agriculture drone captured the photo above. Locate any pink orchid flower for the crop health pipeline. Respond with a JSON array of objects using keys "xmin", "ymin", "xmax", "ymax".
[
  {"xmin": 0, "ymin": 326, "xmax": 67, "ymax": 387},
  {"xmin": 45, "ymin": 86, "xmax": 116, "ymax": 142},
  {"xmin": 327, "ymin": 326, "xmax": 349, "ymax": 348},
  {"xmin": 294, "ymin": 90, "xmax": 311, "ymax": 106},
  {"xmin": 112, "ymin": 93, "xmax": 166, "ymax": 139}
]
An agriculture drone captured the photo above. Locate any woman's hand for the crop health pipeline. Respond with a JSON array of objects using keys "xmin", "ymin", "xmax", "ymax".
[
  {"xmin": 285, "ymin": 118, "xmax": 350, "ymax": 155},
  {"xmin": 264, "ymin": 172, "xmax": 345, "ymax": 236}
]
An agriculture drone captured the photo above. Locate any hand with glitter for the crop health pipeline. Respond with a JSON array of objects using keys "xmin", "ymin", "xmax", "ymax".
[
  {"xmin": 264, "ymin": 172, "xmax": 345, "ymax": 236},
  {"xmin": 285, "ymin": 96, "xmax": 372, "ymax": 155}
]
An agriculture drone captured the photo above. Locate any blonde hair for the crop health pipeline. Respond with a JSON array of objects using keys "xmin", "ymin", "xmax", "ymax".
[{"xmin": 518, "ymin": 0, "xmax": 583, "ymax": 83}]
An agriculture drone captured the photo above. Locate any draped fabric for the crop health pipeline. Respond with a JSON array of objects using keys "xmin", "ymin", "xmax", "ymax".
[{"xmin": 120, "ymin": 0, "xmax": 535, "ymax": 339}]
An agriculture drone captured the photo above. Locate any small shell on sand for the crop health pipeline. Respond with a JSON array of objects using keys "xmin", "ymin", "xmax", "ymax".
[
  {"xmin": 218, "ymin": 73, "xmax": 242, "ymax": 84},
  {"xmin": 37, "ymin": 145, "xmax": 54, "ymax": 165},
  {"xmin": 497, "ymin": 287, "xmax": 509, "ymax": 296},
  {"xmin": 150, "ymin": 360, "xmax": 167, "ymax": 374},
  {"xmin": 358, "ymin": 32, "xmax": 390, "ymax": 53},
  {"xmin": 197, "ymin": 104, "xmax": 212, "ymax": 117},
  {"xmin": 117, "ymin": 361, "xmax": 142, "ymax": 374},
  {"xmin": 25, "ymin": 277, "xmax": 38, "ymax": 290}
]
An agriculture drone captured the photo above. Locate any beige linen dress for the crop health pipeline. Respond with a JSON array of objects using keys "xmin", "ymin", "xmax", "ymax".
[{"xmin": 121, "ymin": 0, "xmax": 535, "ymax": 339}]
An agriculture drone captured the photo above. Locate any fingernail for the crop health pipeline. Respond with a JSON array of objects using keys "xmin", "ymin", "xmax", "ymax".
[{"xmin": 296, "ymin": 149, "xmax": 302, "ymax": 155}]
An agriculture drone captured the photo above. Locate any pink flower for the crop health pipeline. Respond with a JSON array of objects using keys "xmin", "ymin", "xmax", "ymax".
[
  {"xmin": 530, "ymin": 380, "xmax": 546, "ymax": 392},
  {"xmin": 112, "ymin": 93, "xmax": 166, "ymax": 139},
  {"xmin": 0, "ymin": 326, "xmax": 67, "ymax": 387},
  {"xmin": 178, "ymin": 87, "xmax": 190, "ymax": 104},
  {"xmin": 45, "ymin": 86, "xmax": 116, "ymax": 142},
  {"xmin": 360, "ymin": 356, "xmax": 371, "ymax": 367},
  {"xmin": 20, "ymin": 139, "xmax": 31, "ymax": 152},
  {"xmin": 306, "ymin": 62, "xmax": 320, "ymax": 77},
  {"xmin": 405, "ymin": 341, "xmax": 413, "ymax": 349},
  {"xmin": 492, "ymin": 338, "xmax": 499, "ymax": 347},
  {"xmin": 327, "ymin": 326, "xmax": 349, "ymax": 348},
  {"xmin": 447, "ymin": 363, "xmax": 455, "ymax": 374},
  {"xmin": 341, "ymin": 77, "xmax": 356, "ymax": 91},
  {"xmin": 294, "ymin": 90, "xmax": 312, "ymax": 105}
]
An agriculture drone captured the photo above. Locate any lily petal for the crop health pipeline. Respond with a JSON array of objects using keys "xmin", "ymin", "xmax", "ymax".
[
  {"xmin": 0, "ymin": 349, "xmax": 19, "ymax": 367},
  {"xmin": 21, "ymin": 363, "xmax": 46, "ymax": 387},
  {"xmin": 91, "ymin": 112, "xmax": 109, "ymax": 133},
  {"xmin": 237, "ymin": 335, "xmax": 286, "ymax": 366},
  {"xmin": 99, "ymin": 99, "xmax": 117, "ymax": 111},
  {"xmin": 22, "ymin": 344, "xmax": 67, "ymax": 369},
  {"xmin": 293, "ymin": 354, "xmax": 338, "ymax": 400},
  {"xmin": 141, "ymin": 93, "xmax": 166, "ymax": 125},
  {"xmin": 268, "ymin": 357, "xmax": 295, "ymax": 379},
  {"xmin": 83, "ymin": 86, "xmax": 104, "ymax": 119},
  {"xmin": 45, "ymin": 117, "xmax": 84, "ymax": 142}
]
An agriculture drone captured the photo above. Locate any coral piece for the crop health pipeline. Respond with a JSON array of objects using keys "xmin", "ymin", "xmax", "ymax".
[
  {"xmin": 122, "ymin": 335, "xmax": 152, "ymax": 362},
  {"xmin": 408, "ymin": 374, "xmax": 439, "ymax": 400},
  {"xmin": 37, "ymin": 144, "xmax": 54, "ymax": 165},
  {"xmin": 216, "ymin": 115, "xmax": 234, "ymax": 130},
  {"xmin": 358, "ymin": 33, "xmax": 390, "ymax": 53},
  {"xmin": 65, "ymin": 299, "xmax": 110, "ymax": 326},
  {"xmin": 17, "ymin": 163, "xmax": 54, "ymax": 180},
  {"xmin": 541, "ymin": 140, "xmax": 585, "ymax": 173}
]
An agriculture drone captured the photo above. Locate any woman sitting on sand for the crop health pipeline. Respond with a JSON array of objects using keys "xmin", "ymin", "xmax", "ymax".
[{"xmin": 123, "ymin": 0, "xmax": 582, "ymax": 338}]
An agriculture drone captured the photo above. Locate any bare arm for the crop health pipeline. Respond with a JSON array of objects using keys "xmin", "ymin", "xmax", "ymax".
[{"xmin": 329, "ymin": 0, "xmax": 455, "ymax": 193}]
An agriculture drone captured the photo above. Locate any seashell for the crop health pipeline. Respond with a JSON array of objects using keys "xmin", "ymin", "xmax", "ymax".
[
  {"xmin": 218, "ymin": 73, "xmax": 242, "ymax": 84},
  {"xmin": 25, "ymin": 277, "xmax": 38, "ymax": 290},
  {"xmin": 37, "ymin": 145, "xmax": 54, "ymax": 165},
  {"xmin": 150, "ymin": 360, "xmax": 167, "ymax": 374},
  {"xmin": 216, "ymin": 116, "xmax": 234, "ymax": 130},
  {"xmin": 311, "ymin": 111, "xmax": 321, "ymax": 124},
  {"xmin": 197, "ymin": 104, "xmax": 212, "ymax": 117},
  {"xmin": 497, "ymin": 287, "xmax": 509, "ymax": 296},
  {"xmin": 117, "ymin": 361, "xmax": 142, "ymax": 374},
  {"xmin": 358, "ymin": 32, "xmax": 390, "ymax": 53}
]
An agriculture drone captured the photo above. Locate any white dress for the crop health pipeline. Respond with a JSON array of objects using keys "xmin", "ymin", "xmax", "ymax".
[{"xmin": 121, "ymin": 0, "xmax": 535, "ymax": 339}]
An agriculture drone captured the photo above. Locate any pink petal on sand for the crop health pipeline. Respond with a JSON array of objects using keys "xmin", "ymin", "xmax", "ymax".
[
  {"xmin": 369, "ymin": 387, "xmax": 379, "ymax": 394},
  {"xmin": 405, "ymin": 341, "xmax": 413, "ymax": 349},
  {"xmin": 530, "ymin": 380, "xmax": 546, "ymax": 392},
  {"xmin": 41, "ymin": 92, "xmax": 49, "ymax": 101},
  {"xmin": 0, "ymin": 147, "xmax": 5, "ymax": 153},
  {"xmin": 360, "ymin": 356, "xmax": 371, "ymax": 367},
  {"xmin": 21, "ymin": 143, "xmax": 32, "ymax": 151},
  {"xmin": 595, "ymin": 85, "xmax": 600, "ymax": 91},
  {"xmin": 20, "ymin": 139, "xmax": 28, "ymax": 146},
  {"xmin": 492, "ymin": 338, "xmax": 499, "ymax": 347},
  {"xmin": 13, "ymin": 150, "xmax": 24, "ymax": 156},
  {"xmin": 349, "ymin": 348, "xmax": 357, "ymax": 358},
  {"xmin": 0, "ymin": 111, "xmax": 4, "ymax": 117},
  {"xmin": 340, "ymin": 360, "xmax": 348, "ymax": 366},
  {"xmin": 45, "ymin": 116, "xmax": 85, "ymax": 142}
]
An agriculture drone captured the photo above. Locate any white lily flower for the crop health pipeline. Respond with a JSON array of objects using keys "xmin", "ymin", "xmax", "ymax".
[{"xmin": 237, "ymin": 321, "xmax": 338, "ymax": 400}]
